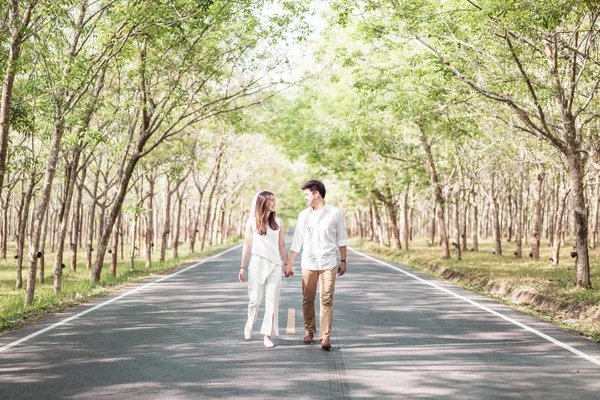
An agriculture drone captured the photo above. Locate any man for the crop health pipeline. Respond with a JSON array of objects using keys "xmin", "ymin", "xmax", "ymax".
[{"xmin": 285, "ymin": 180, "xmax": 347, "ymax": 351}]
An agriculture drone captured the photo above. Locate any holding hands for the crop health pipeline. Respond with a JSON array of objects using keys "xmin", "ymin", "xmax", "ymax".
[{"xmin": 284, "ymin": 261, "xmax": 294, "ymax": 278}]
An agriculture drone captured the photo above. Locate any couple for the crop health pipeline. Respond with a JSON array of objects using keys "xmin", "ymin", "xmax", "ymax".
[{"xmin": 238, "ymin": 180, "xmax": 347, "ymax": 350}]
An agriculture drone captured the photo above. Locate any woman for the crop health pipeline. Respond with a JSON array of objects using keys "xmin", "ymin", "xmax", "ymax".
[{"xmin": 239, "ymin": 191, "xmax": 289, "ymax": 348}]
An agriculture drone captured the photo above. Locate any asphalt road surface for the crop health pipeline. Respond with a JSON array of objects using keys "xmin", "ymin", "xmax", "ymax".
[{"xmin": 2, "ymin": 234, "xmax": 600, "ymax": 399}]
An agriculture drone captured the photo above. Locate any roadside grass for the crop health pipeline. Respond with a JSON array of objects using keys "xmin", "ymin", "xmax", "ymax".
[
  {"xmin": 0, "ymin": 238, "xmax": 240, "ymax": 334},
  {"xmin": 350, "ymin": 237, "xmax": 600, "ymax": 340}
]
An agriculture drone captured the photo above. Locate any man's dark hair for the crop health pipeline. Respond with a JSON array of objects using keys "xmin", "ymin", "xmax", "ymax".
[{"xmin": 301, "ymin": 180, "xmax": 326, "ymax": 199}]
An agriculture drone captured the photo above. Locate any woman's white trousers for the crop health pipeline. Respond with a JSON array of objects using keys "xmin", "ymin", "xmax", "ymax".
[{"xmin": 245, "ymin": 255, "xmax": 281, "ymax": 336}]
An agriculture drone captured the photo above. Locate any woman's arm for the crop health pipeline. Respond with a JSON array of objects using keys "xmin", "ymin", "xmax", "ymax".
[
  {"xmin": 278, "ymin": 219, "xmax": 289, "ymax": 265},
  {"xmin": 238, "ymin": 218, "xmax": 253, "ymax": 282}
]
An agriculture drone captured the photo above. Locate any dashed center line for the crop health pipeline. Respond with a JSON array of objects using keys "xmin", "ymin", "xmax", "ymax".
[{"xmin": 286, "ymin": 308, "xmax": 296, "ymax": 334}]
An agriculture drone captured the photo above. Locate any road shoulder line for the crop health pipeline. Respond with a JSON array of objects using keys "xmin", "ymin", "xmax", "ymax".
[
  {"xmin": 0, "ymin": 245, "xmax": 242, "ymax": 355},
  {"xmin": 349, "ymin": 246, "xmax": 600, "ymax": 368}
]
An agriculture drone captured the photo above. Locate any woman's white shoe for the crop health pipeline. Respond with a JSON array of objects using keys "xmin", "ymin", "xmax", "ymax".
[
  {"xmin": 263, "ymin": 336, "xmax": 274, "ymax": 348},
  {"xmin": 244, "ymin": 327, "xmax": 252, "ymax": 341}
]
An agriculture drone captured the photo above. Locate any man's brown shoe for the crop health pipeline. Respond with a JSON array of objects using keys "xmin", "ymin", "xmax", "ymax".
[
  {"xmin": 321, "ymin": 338, "xmax": 331, "ymax": 351},
  {"xmin": 303, "ymin": 332, "xmax": 314, "ymax": 344}
]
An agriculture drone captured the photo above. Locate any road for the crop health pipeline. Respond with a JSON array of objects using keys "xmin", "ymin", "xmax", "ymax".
[{"xmin": 2, "ymin": 235, "xmax": 600, "ymax": 399}]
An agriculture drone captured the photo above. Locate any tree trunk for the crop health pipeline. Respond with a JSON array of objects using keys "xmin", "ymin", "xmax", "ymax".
[
  {"xmin": 190, "ymin": 197, "xmax": 203, "ymax": 253},
  {"xmin": 454, "ymin": 193, "xmax": 461, "ymax": 260},
  {"xmin": 372, "ymin": 202, "xmax": 385, "ymax": 247},
  {"xmin": 531, "ymin": 172, "xmax": 545, "ymax": 261},
  {"xmin": 419, "ymin": 124, "xmax": 450, "ymax": 258},
  {"xmin": 160, "ymin": 180, "xmax": 172, "ymax": 263},
  {"xmin": 490, "ymin": 173, "xmax": 502, "ymax": 256},
  {"xmin": 552, "ymin": 188, "xmax": 570, "ymax": 265},
  {"xmin": 430, "ymin": 199, "xmax": 436, "ymax": 246},
  {"xmin": 91, "ymin": 154, "xmax": 146, "ymax": 282},
  {"xmin": 472, "ymin": 202, "xmax": 479, "ymax": 252},
  {"xmin": 86, "ymin": 157, "xmax": 101, "ymax": 269},
  {"xmin": 566, "ymin": 149, "xmax": 591, "ymax": 287},
  {"xmin": 592, "ymin": 171, "xmax": 599, "ymax": 249},
  {"xmin": 1, "ymin": 184, "xmax": 11, "ymax": 259},
  {"xmin": 129, "ymin": 213, "xmax": 137, "ymax": 272},
  {"xmin": 403, "ymin": 191, "xmax": 409, "ymax": 251},
  {"xmin": 24, "ymin": 120, "xmax": 66, "ymax": 306},
  {"xmin": 145, "ymin": 175, "xmax": 154, "ymax": 268},
  {"xmin": 53, "ymin": 151, "xmax": 81, "ymax": 293},
  {"xmin": 462, "ymin": 190, "xmax": 469, "ymax": 251},
  {"xmin": 367, "ymin": 205, "xmax": 374, "ymax": 241},
  {"xmin": 373, "ymin": 188, "xmax": 401, "ymax": 249},
  {"xmin": 173, "ymin": 187, "xmax": 184, "ymax": 258},
  {"xmin": 110, "ymin": 210, "xmax": 121, "ymax": 277},
  {"xmin": 39, "ymin": 206, "xmax": 49, "ymax": 283},
  {"xmin": 16, "ymin": 172, "xmax": 36, "ymax": 289},
  {"xmin": 507, "ymin": 180, "xmax": 513, "ymax": 242},
  {"xmin": 71, "ymin": 164, "xmax": 86, "ymax": 271},
  {"xmin": 515, "ymin": 169, "xmax": 524, "ymax": 258}
]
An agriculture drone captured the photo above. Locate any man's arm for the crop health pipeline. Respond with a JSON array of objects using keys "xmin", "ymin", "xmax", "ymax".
[
  {"xmin": 337, "ymin": 209, "xmax": 348, "ymax": 276},
  {"xmin": 286, "ymin": 211, "xmax": 305, "ymax": 277}
]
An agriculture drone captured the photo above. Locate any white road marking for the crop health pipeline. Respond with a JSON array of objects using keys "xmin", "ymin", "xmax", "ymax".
[
  {"xmin": 350, "ymin": 246, "xmax": 600, "ymax": 368},
  {"xmin": 0, "ymin": 245, "xmax": 242, "ymax": 354},
  {"xmin": 286, "ymin": 308, "xmax": 296, "ymax": 334}
]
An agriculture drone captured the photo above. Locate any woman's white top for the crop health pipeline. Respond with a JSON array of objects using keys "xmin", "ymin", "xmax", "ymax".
[{"xmin": 251, "ymin": 217, "xmax": 282, "ymax": 265}]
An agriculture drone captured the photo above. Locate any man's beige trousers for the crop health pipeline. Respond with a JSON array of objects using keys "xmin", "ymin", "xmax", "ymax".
[{"xmin": 301, "ymin": 267, "xmax": 337, "ymax": 340}]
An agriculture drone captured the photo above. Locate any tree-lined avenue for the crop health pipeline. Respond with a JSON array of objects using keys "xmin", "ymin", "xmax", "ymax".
[{"xmin": 1, "ymin": 235, "xmax": 600, "ymax": 399}]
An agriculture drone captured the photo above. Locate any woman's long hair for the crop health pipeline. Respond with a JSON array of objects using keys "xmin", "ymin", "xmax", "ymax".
[{"xmin": 255, "ymin": 191, "xmax": 279, "ymax": 235}]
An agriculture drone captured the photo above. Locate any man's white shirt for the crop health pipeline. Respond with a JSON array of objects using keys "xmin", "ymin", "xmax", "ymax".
[{"xmin": 290, "ymin": 203, "xmax": 347, "ymax": 271}]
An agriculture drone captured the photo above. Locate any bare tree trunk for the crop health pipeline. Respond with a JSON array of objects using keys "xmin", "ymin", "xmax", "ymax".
[
  {"xmin": 39, "ymin": 206, "xmax": 49, "ymax": 283},
  {"xmin": 531, "ymin": 172, "xmax": 545, "ymax": 261},
  {"xmin": 110, "ymin": 210, "xmax": 121, "ymax": 277},
  {"xmin": 372, "ymin": 202, "xmax": 385, "ymax": 247},
  {"xmin": 50, "ymin": 208, "xmax": 57, "ymax": 252},
  {"xmin": 552, "ymin": 188, "xmax": 570, "ymax": 265},
  {"xmin": 515, "ymin": 168, "xmax": 524, "ymax": 258},
  {"xmin": 71, "ymin": 164, "xmax": 86, "ymax": 271},
  {"xmin": 16, "ymin": 172, "xmax": 36, "ymax": 289},
  {"xmin": 368, "ymin": 202, "xmax": 375, "ymax": 242},
  {"xmin": 462, "ymin": 190, "xmax": 469, "ymax": 251},
  {"xmin": 25, "ymin": 121, "xmax": 65, "ymax": 305},
  {"xmin": 1, "ymin": 185, "xmax": 11, "ymax": 259},
  {"xmin": 173, "ymin": 186, "xmax": 185, "ymax": 258},
  {"xmin": 160, "ymin": 179, "xmax": 172, "ymax": 263},
  {"xmin": 566, "ymin": 148, "xmax": 591, "ymax": 287},
  {"xmin": 373, "ymin": 188, "xmax": 401, "ymax": 249},
  {"xmin": 454, "ymin": 193, "xmax": 461, "ymax": 260},
  {"xmin": 201, "ymin": 153, "xmax": 222, "ymax": 251},
  {"xmin": 548, "ymin": 177, "xmax": 559, "ymax": 247},
  {"xmin": 592, "ymin": 171, "xmax": 599, "ymax": 250},
  {"xmin": 507, "ymin": 179, "xmax": 513, "ymax": 242},
  {"xmin": 54, "ymin": 151, "xmax": 81, "ymax": 294},
  {"xmin": 419, "ymin": 124, "xmax": 450, "ymax": 259},
  {"xmin": 490, "ymin": 173, "xmax": 502, "ymax": 256},
  {"xmin": 430, "ymin": 199, "xmax": 436, "ymax": 246},
  {"xmin": 472, "ymin": 202, "xmax": 479, "ymax": 252},
  {"xmin": 145, "ymin": 174, "xmax": 154, "ymax": 268},
  {"xmin": 190, "ymin": 197, "xmax": 202, "ymax": 253},
  {"xmin": 86, "ymin": 157, "xmax": 101, "ymax": 269},
  {"xmin": 129, "ymin": 213, "xmax": 137, "ymax": 272},
  {"xmin": 403, "ymin": 191, "xmax": 409, "ymax": 251}
]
